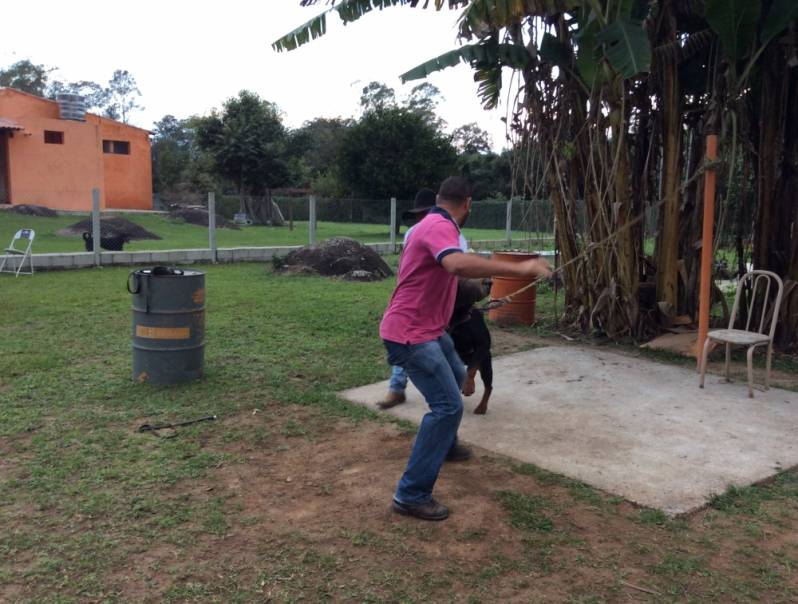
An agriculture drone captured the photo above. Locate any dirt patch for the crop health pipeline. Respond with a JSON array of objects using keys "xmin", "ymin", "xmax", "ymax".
[
  {"xmin": 702, "ymin": 358, "xmax": 798, "ymax": 390},
  {"xmin": 82, "ymin": 404, "xmax": 797, "ymax": 602},
  {"xmin": 169, "ymin": 207, "xmax": 240, "ymax": 230},
  {"xmin": 58, "ymin": 217, "xmax": 161, "ymax": 240},
  {"xmin": 100, "ymin": 409, "xmax": 577, "ymax": 602},
  {"xmin": 4, "ymin": 401, "xmax": 798, "ymax": 602},
  {"xmin": 279, "ymin": 237, "xmax": 393, "ymax": 281},
  {"xmin": 5, "ymin": 204, "xmax": 58, "ymax": 217},
  {"xmin": 490, "ymin": 326, "xmax": 552, "ymax": 357}
]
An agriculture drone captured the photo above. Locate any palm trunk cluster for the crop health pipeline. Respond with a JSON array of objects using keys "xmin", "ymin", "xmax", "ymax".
[{"xmin": 506, "ymin": 2, "xmax": 798, "ymax": 347}]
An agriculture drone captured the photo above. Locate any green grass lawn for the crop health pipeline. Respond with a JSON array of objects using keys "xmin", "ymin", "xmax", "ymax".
[
  {"xmin": 2, "ymin": 265, "xmax": 797, "ymax": 602},
  {"xmin": 0, "ymin": 210, "xmax": 550, "ymax": 254}
]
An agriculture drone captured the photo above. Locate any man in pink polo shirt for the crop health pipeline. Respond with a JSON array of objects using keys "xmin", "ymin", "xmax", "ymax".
[{"xmin": 381, "ymin": 176, "xmax": 552, "ymax": 521}]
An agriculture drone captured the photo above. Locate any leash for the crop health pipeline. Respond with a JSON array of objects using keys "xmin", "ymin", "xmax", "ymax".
[
  {"xmin": 137, "ymin": 415, "xmax": 217, "ymax": 438},
  {"xmin": 478, "ymin": 216, "xmax": 650, "ymax": 312},
  {"xmin": 479, "ymin": 157, "xmax": 726, "ymax": 311}
]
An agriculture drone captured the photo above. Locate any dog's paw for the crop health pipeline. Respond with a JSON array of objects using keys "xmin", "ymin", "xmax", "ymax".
[
  {"xmin": 473, "ymin": 405, "xmax": 487, "ymax": 415},
  {"xmin": 462, "ymin": 384, "xmax": 476, "ymax": 397}
]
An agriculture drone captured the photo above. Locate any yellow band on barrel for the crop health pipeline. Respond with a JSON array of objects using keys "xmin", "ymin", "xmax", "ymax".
[{"xmin": 136, "ymin": 326, "xmax": 191, "ymax": 340}]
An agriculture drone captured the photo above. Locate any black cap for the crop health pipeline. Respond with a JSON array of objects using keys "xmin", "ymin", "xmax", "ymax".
[{"xmin": 401, "ymin": 188, "xmax": 436, "ymax": 221}]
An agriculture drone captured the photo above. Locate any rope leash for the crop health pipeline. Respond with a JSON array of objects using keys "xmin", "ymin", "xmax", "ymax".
[
  {"xmin": 138, "ymin": 415, "xmax": 217, "ymax": 438},
  {"xmin": 464, "ymin": 155, "xmax": 724, "ymax": 314}
]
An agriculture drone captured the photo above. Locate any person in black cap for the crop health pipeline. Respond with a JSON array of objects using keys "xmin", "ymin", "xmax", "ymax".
[
  {"xmin": 379, "ymin": 188, "xmax": 471, "ymax": 410},
  {"xmin": 378, "ymin": 188, "xmax": 437, "ymax": 409}
]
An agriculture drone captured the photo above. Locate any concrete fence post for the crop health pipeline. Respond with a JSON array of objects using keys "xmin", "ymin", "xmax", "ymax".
[
  {"xmin": 309, "ymin": 195, "xmax": 317, "ymax": 246},
  {"xmin": 389, "ymin": 197, "xmax": 397, "ymax": 253},
  {"xmin": 208, "ymin": 192, "xmax": 217, "ymax": 263},
  {"xmin": 505, "ymin": 199, "xmax": 513, "ymax": 247},
  {"xmin": 92, "ymin": 188, "xmax": 101, "ymax": 267}
]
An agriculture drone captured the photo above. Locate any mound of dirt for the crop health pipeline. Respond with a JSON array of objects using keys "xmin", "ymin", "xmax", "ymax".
[
  {"xmin": 169, "ymin": 207, "xmax": 239, "ymax": 230},
  {"xmin": 279, "ymin": 237, "xmax": 393, "ymax": 281},
  {"xmin": 59, "ymin": 217, "xmax": 161, "ymax": 240},
  {"xmin": 7, "ymin": 204, "xmax": 58, "ymax": 217}
]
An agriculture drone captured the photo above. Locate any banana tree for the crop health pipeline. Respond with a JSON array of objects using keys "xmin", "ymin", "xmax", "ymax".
[
  {"xmin": 275, "ymin": 0, "xmax": 798, "ymax": 346},
  {"xmin": 275, "ymin": 0, "xmax": 655, "ymax": 337}
]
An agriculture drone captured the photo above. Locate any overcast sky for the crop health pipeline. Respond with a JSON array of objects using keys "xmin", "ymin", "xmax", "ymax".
[{"xmin": 1, "ymin": 1, "xmax": 515, "ymax": 150}]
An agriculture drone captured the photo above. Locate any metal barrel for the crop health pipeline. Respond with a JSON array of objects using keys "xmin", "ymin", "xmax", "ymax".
[{"xmin": 128, "ymin": 267, "xmax": 205, "ymax": 384}]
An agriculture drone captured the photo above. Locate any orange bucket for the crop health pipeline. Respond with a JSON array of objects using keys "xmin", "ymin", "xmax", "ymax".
[{"xmin": 488, "ymin": 251, "xmax": 539, "ymax": 326}]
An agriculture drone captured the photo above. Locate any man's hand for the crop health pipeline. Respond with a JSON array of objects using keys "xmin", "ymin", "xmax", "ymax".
[{"xmin": 518, "ymin": 258, "xmax": 553, "ymax": 281}]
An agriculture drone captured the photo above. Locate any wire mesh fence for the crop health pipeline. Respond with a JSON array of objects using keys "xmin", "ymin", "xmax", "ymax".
[
  {"xmin": 208, "ymin": 195, "xmax": 558, "ymax": 250},
  {"xmin": 8, "ymin": 192, "xmax": 668, "ymax": 262},
  {"xmin": 7, "ymin": 184, "xmax": 749, "ymax": 274}
]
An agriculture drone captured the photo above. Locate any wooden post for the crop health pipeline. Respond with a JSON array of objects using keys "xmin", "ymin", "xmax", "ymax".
[
  {"xmin": 288, "ymin": 203, "xmax": 294, "ymax": 231},
  {"xmin": 208, "ymin": 192, "xmax": 217, "ymax": 263},
  {"xmin": 92, "ymin": 188, "xmax": 101, "ymax": 267},
  {"xmin": 309, "ymin": 195, "xmax": 317, "ymax": 245},
  {"xmin": 505, "ymin": 199, "xmax": 513, "ymax": 247},
  {"xmin": 696, "ymin": 134, "xmax": 718, "ymax": 364},
  {"xmin": 389, "ymin": 197, "xmax": 397, "ymax": 253}
]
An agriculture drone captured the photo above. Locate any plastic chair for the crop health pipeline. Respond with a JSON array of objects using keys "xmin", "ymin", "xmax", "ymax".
[
  {"xmin": 0, "ymin": 228, "xmax": 35, "ymax": 277},
  {"xmin": 699, "ymin": 270, "xmax": 784, "ymax": 398}
]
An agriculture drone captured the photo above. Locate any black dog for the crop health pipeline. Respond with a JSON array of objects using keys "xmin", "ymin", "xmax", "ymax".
[
  {"xmin": 83, "ymin": 232, "xmax": 129, "ymax": 252},
  {"xmin": 449, "ymin": 279, "xmax": 493, "ymax": 415}
]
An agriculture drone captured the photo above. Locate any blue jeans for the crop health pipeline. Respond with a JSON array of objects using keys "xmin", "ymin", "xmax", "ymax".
[
  {"xmin": 384, "ymin": 333, "xmax": 466, "ymax": 505},
  {"xmin": 389, "ymin": 365, "xmax": 408, "ymax": 393}
]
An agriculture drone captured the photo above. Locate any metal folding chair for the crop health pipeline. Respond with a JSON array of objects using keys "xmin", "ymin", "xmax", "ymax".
[
  {"xmin": 699, "ymin": 270, "xmax": 784, "ymax": 398},
  {"xmin": 0, "ymin": 228, "xmax": 35, "ymax": 277}
]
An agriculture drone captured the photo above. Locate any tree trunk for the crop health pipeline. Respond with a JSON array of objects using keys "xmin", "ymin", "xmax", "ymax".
[
  {"xmin": 677, "ymin": 125, "xmax": 705, "ymax": 318},
  {"xmin": 609, "ymin": 79, "xmax": 640, "ymax": 336},
  {"xmin": 655, "ymin": 6, "xmax": 682, "ymax": 310},
  {"xmin": 242, "ymin": 191, "xmax": 285, "ymax": 226},
  {"xmin": 752, "ymin": 42, "xmax": 798, "ymax": 349},
  {"xmin": 547, "ymin": 164, "xmax": 581, "ymax": 311},
  {"xmin": 753, "ymin": 45, "xmax": 787, "ymax": 273}
]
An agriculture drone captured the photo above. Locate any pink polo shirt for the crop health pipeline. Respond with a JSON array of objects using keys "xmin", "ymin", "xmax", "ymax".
[{"xmin": 380, "ymin": 208, "xmax": 463, "ymax": 345}]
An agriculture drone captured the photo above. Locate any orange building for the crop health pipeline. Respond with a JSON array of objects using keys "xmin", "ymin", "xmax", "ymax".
[{"xmin": 0, "ymin": 88, "xmax": 152, "ymax": 211}]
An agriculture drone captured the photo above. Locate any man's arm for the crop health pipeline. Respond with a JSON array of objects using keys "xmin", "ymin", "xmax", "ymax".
[{"xmin": 441, "ymin": 252, "xmax": 553, "ymax": 281}]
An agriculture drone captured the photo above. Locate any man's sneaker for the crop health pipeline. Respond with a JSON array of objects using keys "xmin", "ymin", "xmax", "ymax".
[
  {"xmin": 392, "ymin": 498, "xmax": 449, "ymax": 521},
  {"xmin": 378, "ymin": 391, "xmax": 406, "ymax": 410},
  {"xmin": 445, "ymin": 443, "xmax": 473, "ymax": 462}
]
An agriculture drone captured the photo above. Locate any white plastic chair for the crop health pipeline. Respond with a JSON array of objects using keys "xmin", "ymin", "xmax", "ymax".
[
  {"xmin": 699, "ymin": 270, "xmax": 784, "ymax": 398},
  {"xmin": 0, "ymin": 228, "xmax": 35, "ymax": 277}
]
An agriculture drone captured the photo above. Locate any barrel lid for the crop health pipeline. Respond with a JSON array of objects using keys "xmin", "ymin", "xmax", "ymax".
[
  {"xmin": 135, "ymin": 266, "xmax": 204, "ymax": 277},
  {"xmin": 492, "ymin": 250, "xmax": 541, "ymax": 256}
]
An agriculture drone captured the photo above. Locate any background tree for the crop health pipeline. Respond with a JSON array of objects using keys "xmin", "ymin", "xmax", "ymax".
[
  {"xmin": 452, "ymin": 122, "xmax": 492, "ymax": 155},
  {"xmin": 0, "ymin": 60, "xmax": 50, "ymax": 96},
  {"xmin": 337, "ymin": 105, "xmax": 457, "ymax": 200},
  {"xmin": 0, "ymin": 61, "xmax": 142, "ymax": 123},
  {"xmin": 288, "ymin": 117, "xmax": 352, "ymax": 195},
  {"xmin": 359, "ymin": 81, "xmax": 396, "ymax": 111},
  {"xmin": 457, "ymin": 150, "xmax": 511, "ymax": 200},
  {"xmin": 194, "ymin": 90, "xmax": 290, "ymax": 225},
  {"xmin": 104, "ymin": 69, "xmax": 143, "ymax": 123},
  {"xmin": 48, "ymin": 80, "xmax": 109, "ymax": 112},
  {"xmin": 404, "ymin": 82, "xmax": 445, "ymax": 127},
  {"xmin": 151, "ymin": 115, "xmax": 193, "ymax": 193}
]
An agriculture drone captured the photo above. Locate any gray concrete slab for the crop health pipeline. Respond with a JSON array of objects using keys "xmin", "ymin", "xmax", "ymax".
[{"xmin": 340, "ymin": 347, "xmax": 798, "ymax": 515}]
